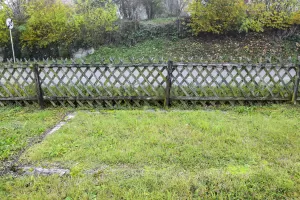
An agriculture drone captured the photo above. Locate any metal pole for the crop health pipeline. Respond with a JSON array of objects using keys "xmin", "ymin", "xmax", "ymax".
[{"xmin": 9, "ymin": 29, "xmax": 15, "ymax": 63}]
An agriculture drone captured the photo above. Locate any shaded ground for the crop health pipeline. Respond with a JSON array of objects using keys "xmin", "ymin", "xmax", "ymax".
[{"xmin": 0, "ymin": 105, "xmax": 299, "ymax": 199}]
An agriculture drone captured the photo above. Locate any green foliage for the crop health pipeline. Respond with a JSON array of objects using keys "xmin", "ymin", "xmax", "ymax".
[
  {"xmin": 240, "ymin": 1, "xmax": 297, "ymax": 32},
  {"xmin": 188, "ymin": 0, "xmax": 300, "ymax": 34},
  {"xmin": 290, "ymin": 10, "xmax": 300, "ymax": 25},
  {"xmin": 73, "ymin": 0, "xmax": 118, "ymax": 47},
  {"xmin": 21, "ymin": 0, "xmax": 76, "ymax": 47},
  {"xmin": 240, "ymin": 3, "xmax": 266, "ymax": 32},
  {"xmin": 188, "ymin": 0, "xmax": 246, "ymax": 34},
  {"xmin": 20, "ymin": 0, "xmax": 117, "ymax": 48},
  {"xmin": 239, "ymin": 18, "xmax": 264, "ymax": 33},
  {"xmin": 0, "ymin": 3, "xmax": 11, "ymax": 45}
]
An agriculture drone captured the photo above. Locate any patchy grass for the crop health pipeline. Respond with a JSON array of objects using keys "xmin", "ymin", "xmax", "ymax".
[
  {"xmin": 21, "ymin": 105, "xmax": 300, "ymax": 169},
  {"xmin": 0, "ymin": 107, "xmax": 67, "ymax": 171},
  {"xmin": 0, "ymin": 105, "xmax": 297, "ymax": 199},
  {"xmin": 87, "ymin": 34, "xmax": 299, "ymax": 63},
  {"xmin": 1, "ymin": 164, "xmax": 298, "ymax": 199}
]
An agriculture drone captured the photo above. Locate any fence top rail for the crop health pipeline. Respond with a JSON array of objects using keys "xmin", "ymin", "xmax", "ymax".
[
  {"xmin": 0, "ymin": 63, "xmax": 168, "ymax": 69},
  {"xmin": 173, "ymin": 63, "xmax": 297, "ymax": 68},
  {"xmin": 0, "ymin": 56, "xmax": 299, "ymax": 68},
  {"xmin": 0, "ymin": 62, "xmax": 297, "ymax": 69}
]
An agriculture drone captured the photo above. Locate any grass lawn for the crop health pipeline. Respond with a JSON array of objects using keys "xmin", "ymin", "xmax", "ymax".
[
  {"xmin": 87, "ymin": 36, "xmax": 298, "ymax": 63},
  {"xmin": 0, "ymin": 105, "xmax": 299, "ymax": 199},
  {"xmin": 0, "ymin": 107, "xmax": 67, "ymax": 172}
]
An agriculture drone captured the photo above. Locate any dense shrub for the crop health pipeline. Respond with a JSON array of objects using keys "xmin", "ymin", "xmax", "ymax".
[
  {"xmin": 188, "ymin": 0, "xmax": 246, "ymax": 34},
  {"xmin": 290, "ymin": 10, "xmax": 300, "ymax": 25},
  {"xmin": 21, "ymin": 0, "xmax": 117, "ymax": 49},
  {"xmin": 188, "ymin": 0, "xmax": 300, "ymax": 35},
  {"xmin": 72, "ymin": 0, "xmax": 118, "ymax": 48},
  {"xmin": 0, "ymin": 0, "xmax": 117, "ymax": 58},
  {"xmin": 20, "ymin": 0, "xmax": 75, "ymax": 48},
  {"xmin": 240, "ymin": 0, "xmax": 297, "ymax": 32}
]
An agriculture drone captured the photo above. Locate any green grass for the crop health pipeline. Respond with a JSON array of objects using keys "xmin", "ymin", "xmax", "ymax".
[
  {"xmin": 87, "ymin": 39, "xmax": 167, "ymax": 62},
  {"xmin": 21, "ymin": 106, "xmax": 300, "ymax": 169},
  {"xmin": 0, "ymin": 107, "xmax": 67, "ymax": 170},
  {"xmin": 0, "ymin": 105, "xmax": 298, "ymax": 199},
  {"xmin": 87, "ymin": 35, "xmax": 299, "ymax": 63},
  {"xmin": 140, "ymin": 17, "xmax": 177, "ymax": 25},
  {"xmin": 1, "ymin": 164, "xmax": 298, "ymax": 199}
]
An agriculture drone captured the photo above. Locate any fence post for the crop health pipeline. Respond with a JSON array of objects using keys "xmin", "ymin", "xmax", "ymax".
[
  {"xmin": 33, "ymin": 63, "xmax": 44, "ymax": 109},
  {"xmin": 165, "ymin": 60, "xmax": 173, "ymax": 108},
  {"xmin": 292, "ymin": 56, "xmax": 300, "ymax": 104}
]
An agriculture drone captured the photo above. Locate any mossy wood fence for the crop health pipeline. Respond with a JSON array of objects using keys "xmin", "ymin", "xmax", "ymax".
[{"xmin": 0, "ymin": 58, "xmax": 300, "ymax": 108}]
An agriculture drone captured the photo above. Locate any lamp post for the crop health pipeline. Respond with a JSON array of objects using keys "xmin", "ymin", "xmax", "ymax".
[{"xmin": 6, "ymin": 18, "xmax": 15, "ymax": 63}]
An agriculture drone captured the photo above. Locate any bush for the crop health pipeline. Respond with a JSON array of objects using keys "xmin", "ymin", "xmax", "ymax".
[
  {"xmin": 188, "ymin": 0, "xmax": 246, "ymax": 34},
  {"xmin": 72, "ymin": 0, "xmax": 118, "ymax": 48},
  {"xmin": 290, "ymin": 10, "xmax": 300, "ymax": 25},
  {"xmin": 20, "ymin": 0, "xmax": 117, "ymax": 50},
  {"xmin": 240, "ymin": 1, "xmax": 297, "ymax": 32},
  {"xmin": 20, "ymin": 0, "xmax": 76, "ymax": 48},
  {"xmin": 188, "ymin": 0, "xmax": 300, "ymax": 35},
  {"xmin": 239, "ymin": 2, "xmax": 266, "ymax": 32}
]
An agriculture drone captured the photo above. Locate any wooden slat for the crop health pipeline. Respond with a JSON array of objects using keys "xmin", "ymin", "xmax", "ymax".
[
  {"xmin": 0, "ymin": 97, "xmax": 37, "ymax": 101},
  {"xmin": 171, "ymin": 97, "xmax": 291, "ymax": 101},
  {"xmin": 44, "ymin": 96, "xmax": 164, "ymax": 101}
]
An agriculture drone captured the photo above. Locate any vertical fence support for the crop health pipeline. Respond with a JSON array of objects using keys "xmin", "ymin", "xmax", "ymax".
[
  {"xmin": 292, "ymin": 57, "xmax": 300, "ymax": 104},
  {"xmin": 33, "ymin": 64, "xmax": 44, "ymax": 109},
  {"xmin": 165, "ymin": 60, "xmax": 173, "ymax": 108}
]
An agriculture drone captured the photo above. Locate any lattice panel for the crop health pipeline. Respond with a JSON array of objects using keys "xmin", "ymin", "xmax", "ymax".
[
  {"xmin": 0, "ymin": 66, "xmax": 36, "ymax": 106},
  {"xmin": 1, "ymin": 60, "xmax": 299, "ymax": 108},
  {"xmin": 39, "ymin": 64, "xmax": 168, "ymax": 107},
  {"xmin": 171, "ymin": 64, "xmax": 297, "ymax": 105}
]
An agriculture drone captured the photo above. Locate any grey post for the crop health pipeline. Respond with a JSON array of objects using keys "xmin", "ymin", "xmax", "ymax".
[
  {"xmin": 292, "ymin": 56, "xmax": 300, "ymax": 104},
  {"xmin": 33, "ymin": 64, "xmax": 45, "ymax": 108},
  {"xmin": 165, "ymin": 60, "xmax": 173, "ymax": 108}
]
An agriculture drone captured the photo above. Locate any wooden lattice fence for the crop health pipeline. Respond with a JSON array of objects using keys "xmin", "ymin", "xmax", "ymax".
[{"xmin": 0, "ymin": 57, "xmax": 300, "ymax": 108}]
